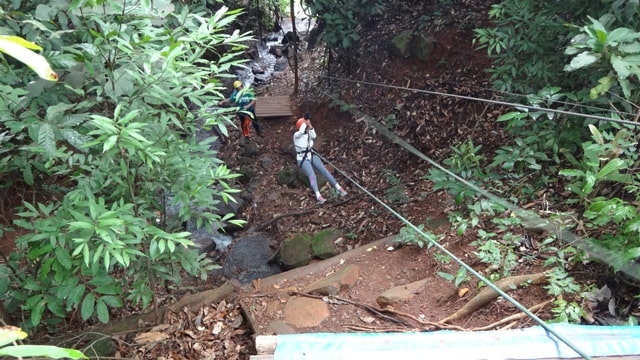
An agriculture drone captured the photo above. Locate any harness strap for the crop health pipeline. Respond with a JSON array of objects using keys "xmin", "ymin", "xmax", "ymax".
[
  {"xmin": 298, "ymin": 148, "xmax": 312, "ymax": 167},
  {"xmin": 298, "ymin": 130, "xmax": 313, "ymax": 168}
]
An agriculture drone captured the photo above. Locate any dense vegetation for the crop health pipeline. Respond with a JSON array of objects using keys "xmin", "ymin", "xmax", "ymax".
[
  {"xmin": 301, "ymin": 0, "xmax": 640, "ymax": 323},
  {"xmin": 1, "ymin": 0, "xmax": 639, "ymax": 351},
  {"xmin": 0, "ymin": 0, "xmax": 255, "ymax": 331}
]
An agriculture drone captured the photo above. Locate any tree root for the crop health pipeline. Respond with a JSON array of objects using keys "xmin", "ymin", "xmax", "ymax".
[
  {"xmin": 439, "ymin": 272, "xmax": 547, "ymax": 324},
  {"xmin": 380, "ymin": 307, "xmax": 466, "ymax": 331},
  {"xmin": 470, "ymin": 298, "xmax": 552, "ymax": 331}
]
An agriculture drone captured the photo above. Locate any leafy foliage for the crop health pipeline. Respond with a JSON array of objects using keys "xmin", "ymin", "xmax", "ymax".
[
  {"xmin": 302, "ymin": 0, "xmax": 385, "ymax": 49},
  {"xmin": 0, "ymin": 0, "xmax": 251, "ymax": 330},
  {"xmin": 474, "ymin": 0, "xmax": 640, "ymax": 94},
  {"xmin": 564, "ymin": 15, "xmax": 640, "ymax": 103},
  {"xmin": 427, "ymin": 139, "xmax": 487, "ymax": 205},
  {"xmin": 471, "ymin": 0, "xmax": 640, "ymax": 322}
]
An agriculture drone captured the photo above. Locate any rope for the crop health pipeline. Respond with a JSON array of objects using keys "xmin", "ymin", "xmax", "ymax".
[
  {"xmin": 304, "ymin": 80, "xmax": 310, "ymax": 116},
  {"xmin": 309, "ymin": 83, "xmax": 640, "ymax": 281},
  {"xmin": 321, "ymin": 75, "xmax": 640, "ymax": 127},
  {"xmin": 315, "ymin": 49, "xmax": 639, "ymax": 119},
  {"xmin": 305, "ymin": 89, "xmax": 640, "ymax": 359}
]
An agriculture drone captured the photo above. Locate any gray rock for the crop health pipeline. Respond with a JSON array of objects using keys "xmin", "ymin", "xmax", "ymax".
[
  {"xmin": 223, "ymin": 233, "xmax": 280, "ymax": 284},
  {"xmin": 276, "ymin": 165, "xmax": 303, "ymax": 186}
]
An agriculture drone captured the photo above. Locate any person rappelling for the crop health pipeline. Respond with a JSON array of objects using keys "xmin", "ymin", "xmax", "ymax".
[{"xmin": 293, "ymin": 112, "xmax": 347, "ymax": 204}]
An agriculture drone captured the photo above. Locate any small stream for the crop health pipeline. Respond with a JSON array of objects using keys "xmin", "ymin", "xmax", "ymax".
[
  {"xmin": 188, "ymin": 5, "xmax": 316, "ymax": 283},
  {"xmin": 235, "ymin": 3, "xmax": 314, "ymax": 87}
]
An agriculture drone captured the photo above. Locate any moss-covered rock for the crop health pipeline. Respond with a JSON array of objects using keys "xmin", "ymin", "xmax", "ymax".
[
  {"xmin": 388, "ymin": 30, "xmax": 413, "ymax": 58},
  {"xmin": 278, "ymin": 233, "xmax": 312, "ymax": 270},
  {"xmin": 311, "ymin": 228, "xmax": 341, "ymax": 259},
  {"xmin": 412, "ymin": 32, "xmax": 435, "ymax": 62}
]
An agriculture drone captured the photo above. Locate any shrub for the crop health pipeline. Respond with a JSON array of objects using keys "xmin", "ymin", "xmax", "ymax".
[{"xmin": 0, "ymin": 0, "xmax": 251, "ymax": 329}]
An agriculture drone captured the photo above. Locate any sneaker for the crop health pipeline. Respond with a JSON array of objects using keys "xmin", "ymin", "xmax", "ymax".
[
  {"xmin": 317, "ymin": 195, "xmax": 326, "ymax": 205},
  {"xmin": 338, "ymin": 187, "xmax": 347, "ymax": 197}
]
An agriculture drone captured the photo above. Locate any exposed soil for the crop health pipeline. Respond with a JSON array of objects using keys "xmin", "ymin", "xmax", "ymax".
[{"xmin": 212, "ymin": 0, "xmax": 556, "ymax": 353}]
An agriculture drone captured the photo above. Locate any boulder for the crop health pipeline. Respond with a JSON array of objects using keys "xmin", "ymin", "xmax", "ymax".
[
  {"xmin": 276, "ymin": 165, "xmax": 305, "ymax": 186},
  {"xmin": 278, "ymin": 233, "xmax": 313, "ymax": 270},
  {"xmin": 388, "ymin": 30, "xmax": 413, "ymax": 58},
  {"xmin": 311, "ymin": 228, "xmax": 342, "ymax": 259},
  {"xmin": 412, "ymin": 32, "xmax": 435, "ymax": 62},
  {"xmin": 223, "ymin": 233, "xmax": 280, "ymax": 284},
  {"xmin": 303, "ymin": 264, "xmax": 360, "ymax": 296}
]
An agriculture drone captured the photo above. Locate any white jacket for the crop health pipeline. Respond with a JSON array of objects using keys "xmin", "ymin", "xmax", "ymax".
[{"xmin": 293, "ymin": 123, "xmax": 316, "ymax": 162}]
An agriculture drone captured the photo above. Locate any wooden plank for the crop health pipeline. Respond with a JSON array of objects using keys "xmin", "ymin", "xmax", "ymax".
[
  {"xmin": 255, "ymin": 96, "xmax": 292, "ymax": 118},
  {"xmin": 255, "ymin": 336, "xmax": 277, "ymax": 355},
  {"xmin": 252, "ymin": 334, "xmax": 639, "ymax": 359}
]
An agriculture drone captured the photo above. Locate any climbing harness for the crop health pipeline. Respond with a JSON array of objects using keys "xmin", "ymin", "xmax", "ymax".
[{"xmin": 296, "ymin": 126, "xmax": 313, "ymax": 168}]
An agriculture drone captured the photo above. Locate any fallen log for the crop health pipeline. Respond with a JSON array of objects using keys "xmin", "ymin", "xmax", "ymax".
[{"xmin": 439, "ymin": 272, "xmax": 547, "ymax": 324}]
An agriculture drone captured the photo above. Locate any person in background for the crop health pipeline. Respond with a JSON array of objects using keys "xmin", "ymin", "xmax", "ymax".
[
  {"xmin": 293, "ymin": 113, "xmax": 347, "ymax": 204},
  {"xmin": 218, "ymin": 80, "xmax": 263, "ymax": 138}
]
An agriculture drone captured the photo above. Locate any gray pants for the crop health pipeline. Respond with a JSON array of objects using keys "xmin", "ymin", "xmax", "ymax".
[{"xmin": 298, "ymin": 154, "xmax": 338, "ymax": 194}]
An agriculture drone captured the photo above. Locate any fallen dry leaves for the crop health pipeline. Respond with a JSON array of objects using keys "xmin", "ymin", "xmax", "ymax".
[{"xmin": 116, "ymin": 300, "xmax": 254, "ymax": 360}]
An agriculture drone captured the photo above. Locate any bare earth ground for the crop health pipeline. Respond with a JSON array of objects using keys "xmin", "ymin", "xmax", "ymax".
[
  {"xmin": 211, "ymin": 4, "xmax": 556, "ymax": 352},
  {"xmin": 225, "ymin": 74, "xmax": 553, "ymax": 337}
]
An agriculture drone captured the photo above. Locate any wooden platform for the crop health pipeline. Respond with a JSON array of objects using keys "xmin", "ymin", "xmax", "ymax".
[{"xmin": 255, "ymin": 96, "xmax": 293, "ymax": 118}]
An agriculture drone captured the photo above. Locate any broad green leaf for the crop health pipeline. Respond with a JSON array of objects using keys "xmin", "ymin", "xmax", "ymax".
[
  {"xmin": 68, "ymin": 221, "xmax": 94, "ymax": 231},
  {"xmin": 437, "ymin": 271, "xmax": 455, "ymax": 281},
  {"xmin": 588, "ymin": 124, "xmax": 604, "ymax": 145},
  {"xmin": 29, "ymin": 298, "xmax": 46, "ymax": 327},
  {"xmin": 565, "ymin": 51, "xmax": 600, "ymax": 71},
  {"xmin": 95, "ymin": 285, "xmax": 120, "ymax": 295},
  {"xmin": 88, "ymin": 275, "xmax": 113, "ymax": 286},
  {"xmin": 0, "ymin": 345, "xmax": 87, "ymax": 359},
  {"xmin": 100, "ymin": 295, "xmax": 123, "ymax": 308},
  {"xmin": 619, "ymin": 41, "xmax": 640, "ymax": 54},
  {"xmin": 607, "ymin": 27, "xmax": 633, "ymax": 44},
  {"xmin": 22, "ymin": 164, "xmax": 34, "ymax": 186},
  {"xmin": 80, "ymin": 293, "xmax": 96, "ymax": 320},
  {"xmin": 611, "ymin": 54, "xmax": 631, "ymax": 79},
  {"xmin": 46, "ymin": 295, "xmax": 66, "ymax": 317},
  {"xmin": 96, "ymin": 299, "xmax": 109, "ymax": 323},
  {"xmin": 68, "ymin": 284, "xmax": 86, "ymax": 308},
  {"xmin": 0, "ymin": 35, "xmax": 42, "ymax": 50},
  {"xmin": 55, "ymin": 247, "xmax": 73, "ymax": 269},
  {"xmin": 626, "ymin": 247, "xmax": 640, "ymax": 259},
  {"xmin": 559, "ymin": 169, "xmax": 585, "ymax": 177},
  {"xmin": 597, "ymin": 158, "xmax": 626, "ymax": 179}
]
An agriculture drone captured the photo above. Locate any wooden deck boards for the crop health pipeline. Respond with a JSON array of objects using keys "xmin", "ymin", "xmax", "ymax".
[{"xmin": 255, "ymin": 96, "xmax": 293, "ymax": 118}]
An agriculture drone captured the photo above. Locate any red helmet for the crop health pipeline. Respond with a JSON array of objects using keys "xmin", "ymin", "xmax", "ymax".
[{"xmin": 296, "ymin": 118, "xmax": 306, "ymax": 130}]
